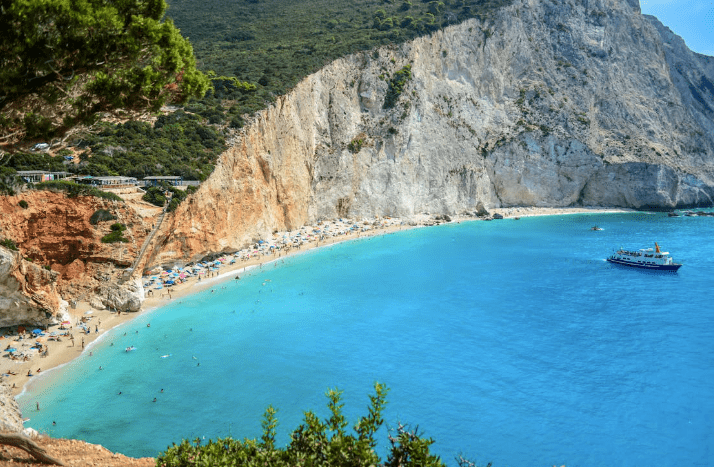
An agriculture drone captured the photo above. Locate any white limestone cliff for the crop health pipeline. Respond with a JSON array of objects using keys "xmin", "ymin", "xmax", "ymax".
[{"xmin": 153, "ymin": 0, "xmax": 714, "ymax": 262}]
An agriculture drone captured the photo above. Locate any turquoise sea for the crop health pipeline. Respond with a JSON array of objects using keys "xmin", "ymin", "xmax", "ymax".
[{"xmin": 17, "ymin": 212, "xmax": 714, "ymax": 466}]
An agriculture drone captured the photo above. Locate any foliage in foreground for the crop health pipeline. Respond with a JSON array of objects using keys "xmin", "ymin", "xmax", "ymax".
[
  {"xmin": 0, "ymin": 0, "xmax": 210, "ymax": 140},
  {"xmin": 156, "ymin": 383, "xmax": 468, "ymax": 467}
]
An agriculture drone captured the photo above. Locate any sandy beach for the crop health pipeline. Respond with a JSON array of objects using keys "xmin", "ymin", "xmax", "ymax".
[{"xmin": 1, "ymin": 206, "xmax": 631, "ymax": 397}]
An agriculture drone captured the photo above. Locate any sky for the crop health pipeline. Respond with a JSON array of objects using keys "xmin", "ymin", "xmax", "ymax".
[{"xmin": 639, "ymin": 0, "xmax": 714, "ymax": 56}]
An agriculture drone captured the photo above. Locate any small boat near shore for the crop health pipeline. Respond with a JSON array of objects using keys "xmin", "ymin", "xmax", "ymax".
[{"xmin": 607, "ymin": 243, "xmax": 682, "ymax": 271}]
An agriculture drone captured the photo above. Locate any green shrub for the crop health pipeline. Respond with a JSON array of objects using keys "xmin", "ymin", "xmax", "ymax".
[
  {"xmin": 18, "ymin": 200, "xmax": 28, "ymax": 209},
  {"xmin": 142, "ymin": 186, "xmax": 168, "ymax": 207},
  {"xmin": 156, "ymin": 384, "xmax": 449, "ymax": 467},
  {"xmin": 383, "ymin": 64, "xmax": 413, "ymax": 109},
  {"xmin": 35, "ymin": 180, "xmax": 123, "ymax": 201},
  {"xmin": 101, "ymin": 223, "xmax": 129, "ymax": 243},
  {"xmin": 89, "ymin": 209, "xmax": 117, "ymax": 225},
  {"xmin": 348, "ymin": 137, "xmax": 365, "ymax": 154},
  {"xmin": 0, "ymin": 238, "xmax": 18, "ymax": 251}
]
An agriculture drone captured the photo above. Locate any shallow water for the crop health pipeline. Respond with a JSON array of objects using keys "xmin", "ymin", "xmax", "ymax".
[{"xmin": 18, "ymin": 212, "xmax": 714, "ymax": 466}]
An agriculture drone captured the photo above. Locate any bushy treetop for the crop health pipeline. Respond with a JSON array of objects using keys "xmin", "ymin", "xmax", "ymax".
[{"xmin": 0, "ymin": 0, "xmax": 210, "ymax": 138}]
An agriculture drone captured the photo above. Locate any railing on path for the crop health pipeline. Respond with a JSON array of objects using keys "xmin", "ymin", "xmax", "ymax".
[{"xmin": 120, "ymin": 205, "xmax": 168, "ymax": 283}]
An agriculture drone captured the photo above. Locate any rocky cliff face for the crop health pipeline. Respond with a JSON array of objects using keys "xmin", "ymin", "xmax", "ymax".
[
  {"xmin": 0, "ymin": 246, "xmax": 65, "ymax": 328},
  {"xmin": 0, "ymin": 190, "xmax": 150, "ymax": 325},
  {"xmin": 152, "ymin": 0, "xmax": 713, "ymax": 263},
  {"xmin": 0, "ymin": 384, "xmax": 23, "ymax": 433}
]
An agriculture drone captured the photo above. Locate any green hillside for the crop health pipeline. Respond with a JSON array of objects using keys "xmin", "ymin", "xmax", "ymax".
[
  {"xmin": 1, "ymin": 0, "xmax": 512, "ymax": 196},
  {"xmin": 166, "ymin": 0, "xmax": 513, "ymax": 96}
]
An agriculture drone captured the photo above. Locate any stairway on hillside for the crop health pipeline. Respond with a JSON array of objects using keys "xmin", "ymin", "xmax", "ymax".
[{"xmin": 121, "ymin": 205, "xmax": 168, "ymax": 283}]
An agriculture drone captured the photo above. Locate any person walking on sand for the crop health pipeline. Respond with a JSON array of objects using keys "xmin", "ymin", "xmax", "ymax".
[
  {"xmin": 81, "ymin": 337, "xmax": 85, "ymax": 349},
  {"xmin": 70, "ymin": 334, "xmax": 75, "ymax": 347}
]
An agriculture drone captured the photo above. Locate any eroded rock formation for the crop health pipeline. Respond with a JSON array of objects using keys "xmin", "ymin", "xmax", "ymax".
[
  {"xmin": 0, "ymin": 247, "xmax": 65, "ymax": 328},
  {"xmin": 151, "ymin": 0, "xmax": 713, "ymax": 264},
  {"xmin": 0, "ymin": 384, "xmax": 23, "ymax": 433},
  {"xmin": 0, "ymin": 190, "xmax": 151, "ymax": 325}
]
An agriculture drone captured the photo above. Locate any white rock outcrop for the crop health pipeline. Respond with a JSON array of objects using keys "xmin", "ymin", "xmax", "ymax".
[
  {"xmin": 97, "ymin": 278, "xmax": 145, "ymax": 312},
  {"xmin": 0, "ymin": 247, "xmax": 66, "ymax": 327},
  {"xmin": 155, "ymin": 0, "xmax": 714, "ymax": 262},
  {"xmin": 0, "ymin": 384, "xmax": 23, "ymax": 433}
]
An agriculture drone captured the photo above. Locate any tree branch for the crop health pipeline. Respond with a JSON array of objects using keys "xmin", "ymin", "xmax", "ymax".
[{"xmin": 0, "ymin": 432, "xmax": 65, "ymax": 466}]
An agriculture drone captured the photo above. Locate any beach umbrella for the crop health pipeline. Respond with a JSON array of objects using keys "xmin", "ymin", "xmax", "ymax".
[
  {"xmin": 31, "ymin": 329, "xmax": 43, "ymax": 335},
  {"xmin": 4, "ymin": 348, "xmax": 16, "ymax": 352}
]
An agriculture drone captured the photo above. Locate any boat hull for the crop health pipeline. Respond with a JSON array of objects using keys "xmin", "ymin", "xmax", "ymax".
[{"xmin": 606, "ymin": 258, "xmax": 682, "ymax": 271}]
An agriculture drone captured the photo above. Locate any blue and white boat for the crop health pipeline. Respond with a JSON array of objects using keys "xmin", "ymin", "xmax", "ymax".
[{"xmin": 607, "ymin": 243, "xmax": 682, "ymax": 271}]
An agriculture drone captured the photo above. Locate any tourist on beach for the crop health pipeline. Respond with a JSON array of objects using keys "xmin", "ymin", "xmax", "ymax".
[{"xmin": 81, "ymin": 337, "xmax": 85, "ymax": 349}]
